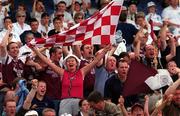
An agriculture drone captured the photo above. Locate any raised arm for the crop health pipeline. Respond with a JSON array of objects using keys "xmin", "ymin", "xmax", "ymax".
[
  {"xmin": 133, "ymin": 30, "xmax": 144, "ymax": 60},
  {"xmin": 81, "ymin": 44, "xmax": 111, "ymax": 77},
  {"xmin": 165, "ymin": 35, "xmax": 176, "ymax": 62},
  {"xmin": 23, "ymin": 79, "xmax": 38, "ymax": 110},
  {"xmin": 144, "ymin": 95, "xmax": 150, "ymax": 116},
  {"xmin": 0, "ymin": 24, "xmax": 12, "ymax": 57},
  {"xmin": 118, "ymin": 96, "xmax": 128, "ymax": 116},
  {"xmin": 164, "ymin": 78, "xmax": 180, "ymax": 97},
  {"xmin": 31, "ymin": 0, "xmax": 37, "ymax": 18},
  {"xmin": 159, "ymin": 22, "xmax": 168, "ymax": 51},
  {"xmin": 32, "ymin": 46, "xmax": 64, "ymax": 76}
]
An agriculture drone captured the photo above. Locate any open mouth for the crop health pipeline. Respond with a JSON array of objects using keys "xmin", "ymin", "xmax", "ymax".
[{"xmin": 69, "ymin": 64, "xmax": 74, "ymax": 67}]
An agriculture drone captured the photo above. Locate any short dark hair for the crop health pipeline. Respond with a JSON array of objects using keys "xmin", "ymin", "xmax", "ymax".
[
  {"xmin": 41, "ymin": 12, "xmax": 49, "ymax": 19},
  {"xmin": 6, "ymin": 42, "xmax": 18, "ymax": 51},
  {"xmin": 87, "ymin": 91, "xmax": 104, "ymax": 103},
  {"xmin": 119, "ymin": 52, "xmax": 130, "ymax": 60},
  {"xmin": 4, "ymin": 16, "xmax": 12, "ymax": 23},
  {"xmin": 116, "ymin": 59, "xmax": 128, "ymax": 68},
  {"xmin": 29, "ymin": 18, "xmax": 38, "ymax": 24},
  {"xmin": 79, "ymin": 99, "xmax": 85, "ymax": 107},
  {"xmin": 49, "ymin": 46, "xmax": 61, "ymax": 57},
  {"xmin": 57, "ymin": 1, "xmax": 66, "ymax": 6},
  {"xmin": 53, "ymin": 17, "xmax": 61, "ymax": 23}
]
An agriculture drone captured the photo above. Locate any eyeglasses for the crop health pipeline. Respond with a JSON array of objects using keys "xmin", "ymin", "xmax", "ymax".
[{"xmin": 18, "ymin": 15, "xmax": 26, "ymax": 17}]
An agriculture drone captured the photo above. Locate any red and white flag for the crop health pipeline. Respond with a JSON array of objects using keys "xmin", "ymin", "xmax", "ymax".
[{"xmin": 32, "ymin": 0, "xmax": 124, "ymax": 46}]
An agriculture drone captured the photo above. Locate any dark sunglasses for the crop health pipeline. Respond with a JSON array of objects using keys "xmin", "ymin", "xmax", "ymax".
[{"xmin": 18, "ymin": 15, "xmax": 26, "ymax": 17}]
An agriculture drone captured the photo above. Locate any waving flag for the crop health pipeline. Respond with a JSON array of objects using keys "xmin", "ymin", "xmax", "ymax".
[{"xmin": 32, "ymin": 0, "xmax": 124, "ymax": 46}]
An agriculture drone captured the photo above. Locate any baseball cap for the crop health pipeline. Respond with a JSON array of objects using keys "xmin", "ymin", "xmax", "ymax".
[{"xmin": 147, "ymin": 1, "xmax": 156, "ymax": 7}]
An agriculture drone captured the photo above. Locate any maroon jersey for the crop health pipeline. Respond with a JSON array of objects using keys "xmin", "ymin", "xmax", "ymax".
[
  {"xmin": 80, "ymin": 59, "xmax": 95, "ymax": 98},
  {"xmin": 2, "ymin": 56, "xmax": 25, "ymax": 85}
]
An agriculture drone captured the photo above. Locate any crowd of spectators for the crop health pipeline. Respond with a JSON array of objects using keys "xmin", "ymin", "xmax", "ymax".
[{"xmin": 0, "ymin": 0, "xmax": 180, "ymax": 116}]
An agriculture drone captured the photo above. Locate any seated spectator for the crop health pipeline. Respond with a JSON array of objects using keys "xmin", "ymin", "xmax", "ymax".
[
  {"xmin": 9, "ymin": 3, "xmax": 31, "ymax": 23},
  {"xmin": 145, "ymin": 1, "xmax": 163, "ymax": 36},
  {"xmin": 76, "ymin": 99, "xmax": 91, "ymax": 116},
  {"xmin": 2, "ymin": 99, "xmax": 16, "ymax": 116},
  {"xmin": 53, "ymin": 1, "xmax": 74, "ymax": 23},
  {"xmin": 71, "ymin": 0, "xmax": 90, "ymax": 19},
  {"xmin": 12, "ymin": 10, "xmax": 31, "ymax": 36},
  {"xmin": 161, "ymin": 0, "xmax": 180, "ymax": 36},
  {"xmin": 0, "ymin": 17, "xmax": 21, "ymax": 44},
  {"xmin": 20, "ymin": 18, "xmax": 42, "ymax": 45},
  {"xmin": 42, "ymin": 108, "xmax": 56, "ymax": 116},
  {"xmin": 126, "ymin": 1, "xmax": 138, "ymax": 26},
  {"xmin": 0, "ymin": 1, "xmax": 8, "ymax": 31},
  {"xmin": 74, "ymin": 12, "xmax": 85, "ymax": 24},
  {"xmin": 38, "ymin": 12, "xmax": 51, "ymax": 38},
  {"xmin": 48, "ymin": 17, "xmax": 64, "ymax": 36},
  {"xmin": 87, "ymin": 91, "xmax": 122, "ymax": 116}
]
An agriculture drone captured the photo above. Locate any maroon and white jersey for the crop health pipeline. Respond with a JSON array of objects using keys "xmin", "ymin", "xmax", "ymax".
[{"xmin": 2, "ymin": 55, "xmax": 25, "ymax": 85}]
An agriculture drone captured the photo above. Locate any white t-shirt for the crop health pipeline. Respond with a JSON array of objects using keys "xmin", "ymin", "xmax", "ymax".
[
  {"xmin": 145, "ymin": 13, "xmax": 162, "ymax": 31},
  {"xmin": 161, "ymin": 6, "xmax": 180, "ymax": 25},
  {"xmin": 12, "ymin": 22, "xmax": 31, "ymax": 36},
  {"xmin": 0, "ymin": 29, "xmax": 21, "ymax": 43}
]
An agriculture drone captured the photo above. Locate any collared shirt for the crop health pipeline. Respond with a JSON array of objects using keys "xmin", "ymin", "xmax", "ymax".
[
  {"xmin": 38, "ymin": 23, "xmax": 52, "ymax": 37},
  {"xmin": 12, "ymin": 22, "xmax": 31, "ymax": 36}
]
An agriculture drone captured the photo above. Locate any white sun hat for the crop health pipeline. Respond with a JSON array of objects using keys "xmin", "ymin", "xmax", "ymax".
[{"xmin": 63, "ymin": 54, "xmax": 81, "ymax": 69}]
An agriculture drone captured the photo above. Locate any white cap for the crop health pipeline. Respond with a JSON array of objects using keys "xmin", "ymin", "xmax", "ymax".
[
  {"xmin": 24, "ymin": 110, "xmax": 38, "ymax": 116},
  {"xmin": 147, "ymin": 1, "xmax": 156, "ymax": 7},
  {"xmin": 63, "ymin": 54, "xmax": 81, "ymax": 69}
]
